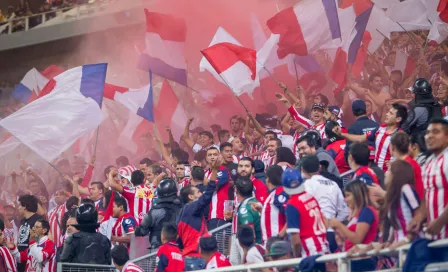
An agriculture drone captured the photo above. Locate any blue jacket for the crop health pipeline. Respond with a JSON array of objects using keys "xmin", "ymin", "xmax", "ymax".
[{"xmin": 344, "ymin": 116, "xmax": 379, "ymax": 162}]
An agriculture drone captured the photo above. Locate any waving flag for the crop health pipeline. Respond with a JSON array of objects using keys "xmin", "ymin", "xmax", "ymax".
[
  {"xmin": 155, "ymin": 80, "xmax": 188, "ymax": 141},
  {"xmin": 0, "ymin": 64, "xmax": 107, "ymax": 162},
  {"xmin": 200, "ymin": 27, "xmax": 278, "ymax": 96},
  {"xmin": 137, "ymin": 10, "xmax": 188, "ymax": 86},
  {"xmin": 12, "ymin": 68, "xmax": 49, "ymax": 104},
  {"xmin": 428, "ymin": 0, "xmax": 448, "ymax": 43},
  {"xmin": 386, "ymin": 0, "xmax": 432, "ymax": 31},
  {"xmin": 267, "ymin": 0, "xmax": 341, "ymax": 59},
  {"xmin": 329, "ymin": 0, "xmax": 373, "ymax": 90}
]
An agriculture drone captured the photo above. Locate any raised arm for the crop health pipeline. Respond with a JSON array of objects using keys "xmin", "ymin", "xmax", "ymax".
[
  {"xmin": 154, "ymin": 136, "xmax": 174, "ymax": 166},
  {"xmin": 108, "ymin": 168, "xmax": 123, "ymax": 193},
  {"xmin": 333, "ymin": 126, "xmax": 368, "ymax": 143},
  {"xmin": 244, "ymin": 116, "xmax": 255, "ymax": 144},
  {"xmin": 79, "ymin": 156, "xmax": 95, "ymax": 188},
  {"xmin": 280, "ymin": 113, "xmax": 292, "ymax": 134},
  {"xmin": 182, "ymin": 117, "xmax": 195, "ymax": 149},
  {"xmin": 247, "ymin": 112, "xmax": 266, "ymax": 135}
]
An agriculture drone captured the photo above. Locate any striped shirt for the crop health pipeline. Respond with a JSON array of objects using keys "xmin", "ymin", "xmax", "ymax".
[
  {"xmin": 366, "ymin": 125, "xmax": 401, "ymax": 172},
  {"xmin": 0, "ymin": 246, "xmax": 17, "ymax": 272},
  {"xmin": 260, "ymin": 151, "xmax": 275, "ymax": 170},
  {"xmin": 288, "ymin": 106, "xmax": 326, "ymax": 139},
  {"xmin": 121, "ymin": 185, "xmax": 154, "ymax": 224},
  {"xmin": 423, "ymin": 148, "xmax": 448, "ymax": 239},
  {"xmin": 48, "ymin": 204, "xmax": 66, "ymax": 248},
  {"xmin": 261, "ymin": 187, "xmax": 288, "ymax": 244},
  {"xmin": 122, "ymin": 261, "xmax": 145, "ymax": 272},
  {"xmin": 12, "ymin": 236, "xmax": 56, "ymax": 272}
]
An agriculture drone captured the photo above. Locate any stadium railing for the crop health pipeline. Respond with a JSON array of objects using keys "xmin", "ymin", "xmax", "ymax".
[
  {"xmin": 131, "ymin": 222, "xmax": 233, "ymax": 271},
  {"xmin": 0, "ymin": 0, "xmax": 128, "ymax": 35},
  {"xmin": 56, "ymin": 262, "xmax": 115, "ymax": 272}
]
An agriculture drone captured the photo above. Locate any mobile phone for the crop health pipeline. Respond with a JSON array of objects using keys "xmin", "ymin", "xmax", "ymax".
[{"xmin": 184, "ymin": 165, "xmax": 191, "ymax": 178}]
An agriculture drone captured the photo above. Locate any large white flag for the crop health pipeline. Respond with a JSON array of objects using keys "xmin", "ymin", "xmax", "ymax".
[{"xmin": 0, "ymin": 64, "xmax": 107, "ymax": 162}]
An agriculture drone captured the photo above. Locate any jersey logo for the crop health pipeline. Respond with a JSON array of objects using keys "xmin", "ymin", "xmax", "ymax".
[
  {"xmin": 124, "ymin": 219, "xmax": 132, "ymax": 224},
  {"xmin": 217, "ymin": 172, "xmax": 223, "ymax": 177},
  {"xmin": 278, "ymin": 195, "xmax": 286, "ymax": 203},
  {"xmin": 240, "ymin": 208, "xmax": 248, "ymax": 215}
]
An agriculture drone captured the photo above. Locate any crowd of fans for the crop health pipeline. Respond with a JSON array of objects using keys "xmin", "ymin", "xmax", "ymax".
[{"xmin": 0, "ymin": 24, "xmax": 447, "ymax": 272}]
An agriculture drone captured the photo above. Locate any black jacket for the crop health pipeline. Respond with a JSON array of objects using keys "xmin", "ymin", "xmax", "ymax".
[
  {"xmin": 134, "ymin": 196, "xmax": 182, "ymax": 249},
  {"xmin": 60, "ymin": 231, "xmax": 111, "ymax": 264},
  {"xmin": 344, "ymin": 116, "xmax": 379, "ymax": 162}
]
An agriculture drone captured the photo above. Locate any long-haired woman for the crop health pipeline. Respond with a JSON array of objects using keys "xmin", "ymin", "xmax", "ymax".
[{"xmin": 329, "ymin": 179, "xmax": 379, "ymax": 271}]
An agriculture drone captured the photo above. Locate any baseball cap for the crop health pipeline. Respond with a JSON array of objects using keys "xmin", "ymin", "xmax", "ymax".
[
  {"xmin": 428, "ymin": 40, "xmax": 438, "ymax": 47},
  {"xmin": 265, "ymin": 241, "xmax": 292, "ymax": 257},
  {"xmin": 328, "ymin": 106, "xmax": 343, "ymax": 119},
  {"xmin": 118, "ymin": 165, "xmax": 137, "ymax": 181},
  {"xmin": 311, "ymin": 103, "xmax": 325, "ymax": 111},
  {"xmin": 190, "ymin": 127, "xmax": 205, "ymax": 133},
  {"xmin": 352, "ymin": 99, "xmax": 366, "ymax": 113}
]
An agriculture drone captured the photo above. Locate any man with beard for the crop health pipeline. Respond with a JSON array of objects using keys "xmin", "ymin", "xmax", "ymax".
[
  {"xmin": 261, "ymin": 138, "xmax": 282, "ymax": 170},
  {"xmin": 237, "ymin": 157, "xmax": 268, "ymax": 204},
  {"xmin": 230, "ymin": 115, "xmax": 244, "ymax": 138}
]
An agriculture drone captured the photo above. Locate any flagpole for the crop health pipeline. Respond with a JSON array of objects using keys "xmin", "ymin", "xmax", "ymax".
[
  {"xmin": 257, "ymin": 61, "xmax": 281, "ymax": 84},
  {"xmin": 93, "ymin": 126, "xmax": 100, "ymax": 157},
  {"xmin": 376, "ymin": 29, "xmax": 412, "ymax": 57},
  {"xmin": 293, "ymin": 58, "xmax": 300, "ymax": 88},
  {"xmin": 48, "ymin": 162, "xmax": 64, "ymax": 178},
  {"xmin": 216, "ymin": 73, "xmax": 249, "ymax": 112},
  {"xmin": 396, "ymin": 22, "xmax": 418, "ymax": 46}
]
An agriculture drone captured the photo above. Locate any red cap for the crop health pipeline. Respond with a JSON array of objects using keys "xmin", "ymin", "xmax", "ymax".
[{"xmin": 428, "ymin": 40, "xmax": 439, "ymax": 47}]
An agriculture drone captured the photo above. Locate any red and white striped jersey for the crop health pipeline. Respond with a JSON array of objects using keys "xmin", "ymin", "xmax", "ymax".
[
  {"xmin": 292, "ymin": 131, "xmax": 301, "ymax": 159},
  {"xmin": 286, "ymin": 192, "xmax": 329, "ymax": 257},
  {"xmin": 389, "ymin": 184, "xmax": 420, "ymax": 243},
  {"xmin": 288, "ymin": 106, "xmax": 326, "ymax": 139},
  {"xmin": 205, "ymin": 166, "xmax": 231, "ymax": 220},
  {"xmin": 366, "ymin": 125, "xmax": 401, "ymax": 172},
  {"xmin": 261, "ymin": 151, "xmax": 275, "ymax": 170},
  {"xmin": 0, "ymin": 246, "xmax": 17, "ymax": 272},
  {"xmin": 122, "ymin": 261, "xmax": 145, "ymax": 272},
  {"xmin": 12, "ymin": 236, "xmax": 56, "ymax": 272},
  {"xmin": 112, "ymin": 213, "xmax": 137, "ymax": 249},
  {"xmin": 248, "ymin": 142, "xmax": 264, "ymax": 160},
  {"xmin": 423, "ymin": 148, "xmax": 448, "ymax": 239},
  {"xmin": 206, "ymin": 251, "xmax": 231, "ymax": 268},
  {"xmin": 232, "ymin": 152, "xmax": 248, "ymax": 164},
  {"xmin": 178, "ymin": 178, "xmax": 190, "ymax": 191},
  {"xmin": 122, "ymin": 185, "xmax": 154, "ymax": 224},
  {"xmin": 48, "ymin": 204, "xmax": 66, "ymax": 248},
  {"xmin": 4, "ymin": 222, "xmax": 18, "ymax": 246},
  {"xmin": 261, "ymin": 187, "xmax": 289, "ymax": 244}
]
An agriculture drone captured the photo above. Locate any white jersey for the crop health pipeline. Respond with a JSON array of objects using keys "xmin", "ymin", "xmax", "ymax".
[{"xmin": 304, "ymin": 175, "xmax": 349, "ymax": 226}]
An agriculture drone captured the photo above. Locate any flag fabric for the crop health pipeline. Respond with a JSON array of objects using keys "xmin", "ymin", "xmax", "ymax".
[
  {"xmin": 200, "ymin": 27, "xmax": 277, "ymax": 96},
  {"xmin": 12, "ymin": 68, "xmax": 49, "ymax": 104},
  {"xmin": 137, "ymin": 9, "xmax": 188, "ymax": 86},
  {"xmin": 154, "ymin": 80, "xmax": 188, "ymax": 141},
  {"xmin": 329, "ymin": 1, "xmax": 373, "ymax": 90},
  {"xmin": 251, "ymin": 14, "xmax": 293, "ymax": 79},
  {"xmin": 393, "ymin": 50, "xmax": 417, "ymax": 78},
  {"xmin": 104, "ymin": 78, "xmax": 155, "ymax": 122},
  {"xmin": 0, "ymin": 64, "xmax": 107, "ymax": 162},
  {"xmin": 266, "ymin": 0, "xmax": 341, "ymax": 59},
  {"xmin": 429, "ymin": 0, "xmax": 448, "ymax": 43},
  {"xmin": 40, "ymin": 65, "xmax": 65, "ymax": 79},
  {"xmin": 386, "ymin": 0, "xmax": 432, "ymax": 31}
]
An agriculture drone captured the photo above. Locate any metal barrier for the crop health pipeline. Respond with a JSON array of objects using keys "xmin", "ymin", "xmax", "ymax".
[
  {"xmin": 57, "ymin": 262, "xmax": 115, "ymax": 272},
  {"xmin": 131, "ymin": 222, "xmax": 233, "ymax": 272}
]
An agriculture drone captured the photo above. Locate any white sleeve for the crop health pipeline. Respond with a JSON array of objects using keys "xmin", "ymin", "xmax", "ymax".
[
  {"xmin": 246, "ymin": 248, "xmax": 265, "ymax": 264},
  {"xmin": 335, "ymin": 187, "xmax": 349, "ymax": 222}
]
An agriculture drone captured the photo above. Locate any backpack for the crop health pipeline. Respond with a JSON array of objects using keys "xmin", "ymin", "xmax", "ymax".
[{"xmin": 75, "ymin": 233, "xmax": 111, "ymax": 264}]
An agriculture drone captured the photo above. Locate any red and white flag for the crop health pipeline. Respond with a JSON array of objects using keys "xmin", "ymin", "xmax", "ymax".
[{"xmin": 266, "ymin": 0, "xmax": 341, "ymax": 59}]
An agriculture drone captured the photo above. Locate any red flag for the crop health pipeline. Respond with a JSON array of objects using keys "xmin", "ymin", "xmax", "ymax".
[
  {"xmin": 101, "ymin": 191, "xmax": 115, "ymax": 223},
  {"xmin": 201, "ymin": 42, "xmax": 257, "ymax": 80}
]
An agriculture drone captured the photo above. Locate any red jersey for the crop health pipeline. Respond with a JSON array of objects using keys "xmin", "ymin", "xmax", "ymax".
[
  {"xmin": 404, "ymin": 156, "xmax": 424, "ymax": 200},
  {"xmin": 122, "ymin": 261, "xmax": 144, "ymax": 272},
  {"xmin": 0, "ymin": 246, "xmax": 17, "ymax": 272},
  {"xmin": 423, "ymin": 148, "xmax": 448, "ymax": 239},
  {"xmin": 326, "ymin": 139, "xmax": 350, "ymax": 174},
  {"xmin": 251, "ymin": 177, "xmax": 269, "ymax": 204},
  {"xmin": 155, "ymin": 242, "xmax": 185, "ymax": 272},
  {"xmin": 12, "ymin": 236, "xmax": 56, "ymax": 272},
  {"xmin": 205, "ymin": 166, "xmax": 231, "ymax": 220},
  {"xmin": 121, "ymin": 185, "xmax": 153, "ymax": 224},
  {"xmin": 345, "ymin": 206, "xmax": 379, "ymax": 250},
  {"xmin": 232, "ymin": 152, "xmax": 248, "ymax": 164},
  {"xmin": 366, "ymin": 125, "xmax": 401, "ymax": 172},
  {"xmin": 112, "ymin": 213, "xmax": 137, "ymax": 248},
  {"xmin": 48, "ymin": 204, "xmax": 66, "ymax": 248},
  {"xmin": 206, "ymin": 251, "xmax": 231, "ymax": 269},
  {"xmin": 178, "ymin": 178, "xmax": 190, "ymax": 191},
  {"xmin": 353, "ymin": 166, "xmax": 380, "ymax": 186},
  {"xmin": 286, "ymin": 192, "xmax": 329, "ymax": 257},
  {"xmin": 261, "ymin": 187, "xmax": 289, "ymax": 244},
  {"xmin": 248, "ymin": 142, "xmax": 264, "ymax": 160}
]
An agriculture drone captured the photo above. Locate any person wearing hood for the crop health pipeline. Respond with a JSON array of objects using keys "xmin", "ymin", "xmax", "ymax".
[
  {"xmin": 134, "ymin": 178, "xmax": 181, "ymax": 252},
  {"xmin": 60, "ymin": 203, "xmax": 111, "ymax": 264},
  {"xmin": 402, "ymin": 78, "xmax": 443, "ymax": 137}
]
